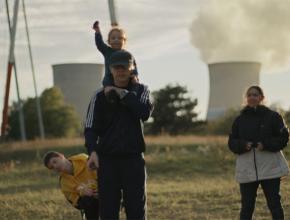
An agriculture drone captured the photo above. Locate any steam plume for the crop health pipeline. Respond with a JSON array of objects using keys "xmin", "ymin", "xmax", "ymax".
[{"xmin": 190, "ymin": 0, "xmax": 290, "ymax": 71}]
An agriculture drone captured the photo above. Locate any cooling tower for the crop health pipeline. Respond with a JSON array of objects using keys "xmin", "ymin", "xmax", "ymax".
[
  {"xmin": 52, "ymin": 63, "xmax": 104, "ymax": 122},
  {"xmin": 207, "ymin": 62, "xmax": 261, "ymax": 120}
]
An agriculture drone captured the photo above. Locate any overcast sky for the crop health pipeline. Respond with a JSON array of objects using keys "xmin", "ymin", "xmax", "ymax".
[{"xmin": 1, "ymin": 0, "xmax": 290, "ymax": 127}]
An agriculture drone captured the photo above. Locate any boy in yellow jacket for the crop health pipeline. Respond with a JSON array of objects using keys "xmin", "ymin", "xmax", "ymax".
[{"xmin": 43, "ymin": 151, "xmax": 99, "ymax": 220}]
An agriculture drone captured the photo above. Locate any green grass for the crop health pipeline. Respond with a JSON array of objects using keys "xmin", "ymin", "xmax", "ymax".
[{"xmin": 0, "ymin": 137, "xmax": 290, "ymax": 219}]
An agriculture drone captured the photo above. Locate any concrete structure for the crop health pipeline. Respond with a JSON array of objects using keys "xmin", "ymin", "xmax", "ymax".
[
  {"xmin": 207, "ymin": 62, "xmax": 261, "ymax": 120},
  {"xmin": 52, "ymin": 63, "xmax": 104, "ymax": 122}
]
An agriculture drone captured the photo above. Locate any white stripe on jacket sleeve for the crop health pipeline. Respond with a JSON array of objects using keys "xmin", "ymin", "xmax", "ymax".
[{"xmin": 85, "ymin": 89, "xmax": 102, "ymax": 128}]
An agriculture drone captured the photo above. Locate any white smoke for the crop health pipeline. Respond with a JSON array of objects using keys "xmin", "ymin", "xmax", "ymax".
[{"xmin": 190, "ymin": 0, "xmax": 290, "ymax": 72}]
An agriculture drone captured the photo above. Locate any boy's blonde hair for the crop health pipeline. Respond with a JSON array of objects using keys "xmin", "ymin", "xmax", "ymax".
[{"xmin": 108, "ymin": 27, "xmax": 127, "ymax": 42}]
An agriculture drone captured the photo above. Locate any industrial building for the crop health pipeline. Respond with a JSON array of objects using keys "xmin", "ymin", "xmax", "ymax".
[
  {"xmin": 52, "ymin": 63, "xmax": 104, "ymax": 123},
  {"xmin": 207, "ymin": 61, "xmax": 261, "ymax": 120}
]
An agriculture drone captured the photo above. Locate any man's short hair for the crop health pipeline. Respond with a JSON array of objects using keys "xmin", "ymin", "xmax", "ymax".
[{"xmin": 43, "ymin": 151, "xmax": 62, "ymax": 168}]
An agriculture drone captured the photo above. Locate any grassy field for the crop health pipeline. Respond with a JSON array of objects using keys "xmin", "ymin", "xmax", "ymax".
[{"xmin": 0, "ymin": 135, "xmax": 290, "ymax": 220}]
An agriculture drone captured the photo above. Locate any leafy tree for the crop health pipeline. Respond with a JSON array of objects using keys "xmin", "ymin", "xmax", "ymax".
[
  {"xmin": 8, "ymin": 87, "xmax": 81, "ymax": 140},
  {"xmin": 148, "ymin": 84, "xmax": 198, "ymax": 135}
]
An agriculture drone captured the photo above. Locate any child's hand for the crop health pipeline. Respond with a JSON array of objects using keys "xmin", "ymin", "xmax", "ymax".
[
  {"xmin": 111, "ymin": 22, "xmax": 119, "ymax": 27},
  {"xmin": 92, "ymin": 20, "xmax": 100, "ymax": 32},
  {"xmin": 104, "ymin": 86, "xmax": 115, "ymax": 94},
  {"xmin": 131, "ymin": 75, "xmax": 139, "ymax": 84}
]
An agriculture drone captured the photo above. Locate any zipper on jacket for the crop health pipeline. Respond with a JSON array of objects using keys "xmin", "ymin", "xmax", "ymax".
[{"xmin": 253, "ymin": 148, "xmax": 258, "ymax": 181}]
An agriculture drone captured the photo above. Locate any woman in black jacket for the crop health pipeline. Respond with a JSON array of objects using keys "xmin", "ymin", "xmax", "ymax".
[{"xmin": 228, "ymin": 85, "xmax": 289, "ymax": 220}]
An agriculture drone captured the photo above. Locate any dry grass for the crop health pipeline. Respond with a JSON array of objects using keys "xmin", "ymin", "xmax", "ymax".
[
  {"xmin": 0, "ymin": 137, "xmax": 84, "ymax": 151},
  {"xmin": 0, "ymin": 136, "xmax": 289, "ymax": 219},
  {"xmin": 0, "ymin": 135, "xmax": 227, "ymax": 151},
  {"xmin": 145, "ymin": 135, "xmax": 227, "ymax": 145}
]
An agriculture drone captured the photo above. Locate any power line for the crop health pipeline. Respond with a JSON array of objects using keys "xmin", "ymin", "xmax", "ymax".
[{"xmin": 21, "ymin": 0, "xmax": 45, "ymax": 139}]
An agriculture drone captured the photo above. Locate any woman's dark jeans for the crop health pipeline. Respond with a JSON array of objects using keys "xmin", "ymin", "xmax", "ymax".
[{"xmin": 239, "ymin": 178, "xmax": 284, "ymax": 220}]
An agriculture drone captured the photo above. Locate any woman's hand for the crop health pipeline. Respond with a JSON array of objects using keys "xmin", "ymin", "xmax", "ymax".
[
  {"xmin": 245, "ymin": 142, "xmax": 252, "ymax": 151},
  {"xmin": 257, "ymin": 142, "xmax": 264, "ymax": 151}
]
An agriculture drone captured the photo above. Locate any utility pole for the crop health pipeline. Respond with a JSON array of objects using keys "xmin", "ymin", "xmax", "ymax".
[
  {"xmin": 5, "ymin": 0, "xmax": 27, "ymax": 141},
  {"xmin": 108, "ymin": 0, "xmax": 118, "ymax": 26},
  {"xmin": 1, "ymin": 0, "xmax": 20, "ymax": 138}
]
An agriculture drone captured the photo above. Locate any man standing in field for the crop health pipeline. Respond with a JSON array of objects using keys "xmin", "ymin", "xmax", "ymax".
[{"xmin": 84, "ymin": 50, "xmax": 153, "ymax": 220}]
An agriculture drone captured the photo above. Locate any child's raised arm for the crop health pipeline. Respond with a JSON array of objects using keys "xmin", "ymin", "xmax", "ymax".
[
  {"xmin": 92, "ymin": 20, "xmax": 100, "ymax": 33},
  {"xmin": 93, "ymin": 20, "xmax": 110, "ymax": 55}
]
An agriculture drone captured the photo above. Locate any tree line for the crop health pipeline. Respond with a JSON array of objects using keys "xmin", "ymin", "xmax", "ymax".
[
  {"xmin": 8, "ymin": 87, "xmax": 80, "ymax": 140},
  {"xmin": 7, "ymin": 85, "xmax": 290, "ymax": 140}
]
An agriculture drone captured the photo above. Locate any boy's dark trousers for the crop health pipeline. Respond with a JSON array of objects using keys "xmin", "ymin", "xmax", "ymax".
[
  {"xmin": 98, "ymin": 154, "xmax": 146, "ymax": 220},
  {"xmin": 239, "ymin": 178, "xmax": 284, "ymax": 220},
  {"xmin": 77, "ymin": 196, "xmax": 99, "ymax": 220}
]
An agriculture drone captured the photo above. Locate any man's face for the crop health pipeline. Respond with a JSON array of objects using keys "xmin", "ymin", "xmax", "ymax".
[
  {"xmin": 47, "ymin": 156, "xmax": 66, "ymax": 172},
  {"xmin": 110, "ymin": 65, "xmax": 131, "ymax": 85}
]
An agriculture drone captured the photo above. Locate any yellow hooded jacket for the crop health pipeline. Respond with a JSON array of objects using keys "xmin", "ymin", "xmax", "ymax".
[{"xmin": 59, "ymin": 153, "xmax": 97, "ymax": 207}]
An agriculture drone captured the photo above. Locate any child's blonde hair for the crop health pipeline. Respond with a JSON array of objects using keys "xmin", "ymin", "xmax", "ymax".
[{"xmin": 108, "ymin": 27, "xmax": 127, "ymax": 42}]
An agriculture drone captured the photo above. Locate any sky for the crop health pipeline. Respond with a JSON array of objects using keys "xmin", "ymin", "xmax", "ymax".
[{"xmin": 1, "ymin": 0, "xmax": 290, "ymax": 127}]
